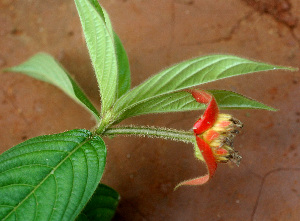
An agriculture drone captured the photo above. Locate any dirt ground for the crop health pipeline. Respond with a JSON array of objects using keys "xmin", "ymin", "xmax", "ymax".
[{"xmin": 1, "ymin": 0, "xmax": 300, "ymax": 220}]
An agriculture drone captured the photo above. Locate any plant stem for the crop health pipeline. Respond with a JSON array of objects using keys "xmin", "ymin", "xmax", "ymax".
[
  {"xmin": 101, "ymin": 125, "xmax": 195, "ymax": 143},
  {"xmin": 94, "ymin": 111, "xmax": 114, "ymax": 134}
]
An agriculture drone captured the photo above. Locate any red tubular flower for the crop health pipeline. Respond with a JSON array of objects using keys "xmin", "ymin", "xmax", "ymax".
[{"xmin": 176, "ymin": 89, "xmax": 243, "ymax": 188}]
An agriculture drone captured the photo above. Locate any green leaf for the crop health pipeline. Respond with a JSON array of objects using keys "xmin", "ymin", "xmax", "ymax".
[
  {"xmin": 115, "ymin": 90, "xmax": 276, "ymax": 120},
  {"xmin": 94, "ymin": 1, "xmax": 131, "ymax": 97},
  {"xmin": 75, "ymin": 0, "xmax": 131, "ymax": 115},
  {"xmin": 3, "ymin": 53, "xmax": 100, "ymax": 121},
  {"xmin": 84, "ymin": 0, "xmax": 131, "ymax": 98},
  {"xmin": 0, "ymin": 129, "xmax": 106, "ymax": 221},
  {"xmin": 112, "ymin": 55, "xmax": 294, "ymax": 120},
  {"xmin": 74, "ymin": 0, "xmax": 117, "ymax": 115},
  {"xmin": 209, "ymin": 90, "xmax": 277, "ymax": 110},
  {"xmin": 114, "ymin": 33, "xmax": 131, "ymax": 98},
  {"xmin": 77, "ymin": 184, "xmax": 120, "ymax": 221}
]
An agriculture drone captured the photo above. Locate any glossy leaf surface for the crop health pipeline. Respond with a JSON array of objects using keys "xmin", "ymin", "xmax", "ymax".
[
  {"xmin": 77, "ymin": 184, "xmax": 120, "ymax": 221},
  {"xmin": 0, "ymin": 129, "xmax": 106, "ymax": 221}
]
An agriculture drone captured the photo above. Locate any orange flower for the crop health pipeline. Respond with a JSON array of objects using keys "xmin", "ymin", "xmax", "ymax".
[{"xmin": 176, "ymin": 89, "xmax": 243, "ymax": 188}]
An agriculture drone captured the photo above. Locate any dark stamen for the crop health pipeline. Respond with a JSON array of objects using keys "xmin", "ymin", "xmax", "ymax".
[
  {"xmin": 230, "ymin": 151, "xmax": 242, "ymax": 166},
  {"xmin": 231, "ymin": 118, "xmax": 243, "ymax": 128}
]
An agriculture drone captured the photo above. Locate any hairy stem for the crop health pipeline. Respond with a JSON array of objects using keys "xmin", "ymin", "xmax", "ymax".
[{"xmin": 101, "ymin": 125, "xmax": 195, "ymax": 143}]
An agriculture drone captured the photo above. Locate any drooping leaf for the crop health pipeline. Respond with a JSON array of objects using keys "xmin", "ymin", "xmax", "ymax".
[
  {"xmin": 77, "ymin": 184, "xmax": 120, "ymax": 221},
  {"xmin": 112, "ymin": 55, "xmax": 294, "ymax": 120},
  {"xmin": 116, "ymin": 90, "xmax": 276, "ymax": 120},
  {"xmin": 0, "ymin": 129, "xmax": 106, "ymax": 221},
  {"xmin": 3, "ymin": 53, "xmax": 100, "ymax": 121},
  {"xmin": 75, "ymin": 0, "xmax": 131, "ymax": 115}
]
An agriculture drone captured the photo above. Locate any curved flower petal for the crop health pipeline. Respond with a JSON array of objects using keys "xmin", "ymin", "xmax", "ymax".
[
  {"xmin": 175, "ymin": 135, "xmax": 217, "ymax": 189},
  {"xmin": 176, "ymin": 89, "xmax": 242, "ymax": 189},
  {"xmin": 187, "ymin": 89, "xmax": 219, "ymax": 135}
]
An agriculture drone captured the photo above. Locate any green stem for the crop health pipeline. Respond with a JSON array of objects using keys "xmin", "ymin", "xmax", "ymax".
[
  {"xmin": 101, "ymin": 125, "xmax": 195, "ymax": 143},
  {"xmin": 94, "ymin": 110, "xmax": 115, "ymax": 134}
]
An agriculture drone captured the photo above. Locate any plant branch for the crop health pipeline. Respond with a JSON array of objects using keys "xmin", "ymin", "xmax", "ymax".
[{"xmin": 101, "ymin": 125, "xmax": 195, "ymax": 143}]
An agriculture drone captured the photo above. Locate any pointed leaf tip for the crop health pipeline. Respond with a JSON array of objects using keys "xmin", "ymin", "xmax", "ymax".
[
  {"xmin": 112, "ymin": 54, "xmax": 294, "ymax": 121},
  {"xmin": 4, "ymin": 53, "xmax": 100, "ymax": 121}
]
